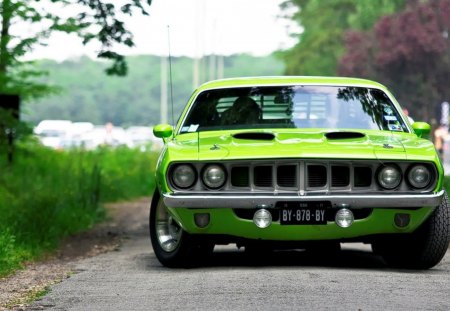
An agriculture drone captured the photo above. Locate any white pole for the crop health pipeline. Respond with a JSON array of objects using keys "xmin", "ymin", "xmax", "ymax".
[
  {"xmin": 193, "ymin": 57, "xmax": 200, "ymax": 89},
  {"xmin": 160, "ymin": 56, "xmax": 168, "ymax": 124},
  {"xmin": 209, "ymin": 54, "xmax": 216, "ymax": 81},
  {"xmin": 193, "ymin": 0, "xmax": 201, "ymax": 88},
  {"xmin": 217, "ymin": 55, "xmax": 224, "ymax": 79}
]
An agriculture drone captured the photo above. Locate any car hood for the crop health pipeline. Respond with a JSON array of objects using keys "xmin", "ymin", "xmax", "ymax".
[{"xmin": 170, "ymin": 129, "xmax": 437, "ymax": 162}]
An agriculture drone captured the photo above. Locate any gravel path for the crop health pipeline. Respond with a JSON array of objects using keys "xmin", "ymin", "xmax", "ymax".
[
  {"xmin": 0, "ymin": 198, "xmax": 149, "ymax": 310},
  {"xmin": 21, "ymin": 199, "xmax": 450, "ymax": 311}
]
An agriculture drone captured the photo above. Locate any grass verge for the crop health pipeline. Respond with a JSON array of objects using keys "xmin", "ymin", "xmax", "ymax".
[{"xmin": 0, "ymin": 142, "xmax": 157, "ymax": 277}]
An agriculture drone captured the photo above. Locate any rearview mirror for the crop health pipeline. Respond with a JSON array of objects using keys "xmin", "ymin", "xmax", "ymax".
[
  {"xmin": 153, "ymin": 124, "xmax": 173, "ymax": 138},
  {"xmin": 412, "ymin": 122, "xmax": 431, "ymax": 138}
]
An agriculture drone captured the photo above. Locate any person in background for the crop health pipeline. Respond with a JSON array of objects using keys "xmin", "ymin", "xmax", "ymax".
[
  {"xmin": 434, "ymin": 123, "xmax": 448, "ymax": 159},
  {"xmin": 104, "ymin": 122, "xmax": 114, "ymax": 145}
]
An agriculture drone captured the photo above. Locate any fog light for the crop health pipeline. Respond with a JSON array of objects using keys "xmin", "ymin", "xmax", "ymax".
[
  {"xmin": 194, "ymin": 213, "xmax": 210, "ymax": 228},
  {"xmin": 394, "ymin": 213, "xmax": 410, "ymax": 228},
  {"xmin": 253, "ymin": 209, "xmax": 272, "ymax": 228},
  {"xmin": 335, "ymin": 208, "xmax": 354, "ymax": 228}
]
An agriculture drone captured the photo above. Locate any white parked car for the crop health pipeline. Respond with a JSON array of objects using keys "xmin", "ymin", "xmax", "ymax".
[
  {"xmin": 126, "ymin": 126, "xmax": 162, "ymax": 150},
  {"xmin": 78, "ymin": 125, "xmax": 132, "ymax": 149},
  {"xmin": 61, "ymin": 122, "xmax": 95, "ymax": 148},
  {"xmin": 34, "ymin": 120, "xmax": 72, "ymax": 149}
]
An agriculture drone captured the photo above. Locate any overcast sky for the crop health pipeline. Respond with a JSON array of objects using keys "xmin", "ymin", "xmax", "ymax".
[{"xmin": 29, "ymin": 0, "xmax": 299, "ymax": 61}]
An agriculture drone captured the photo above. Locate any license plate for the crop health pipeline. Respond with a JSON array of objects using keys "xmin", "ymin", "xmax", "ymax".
[{"xmin": 279, "ymin": 201, "xmax": 330, "ymax": 225}]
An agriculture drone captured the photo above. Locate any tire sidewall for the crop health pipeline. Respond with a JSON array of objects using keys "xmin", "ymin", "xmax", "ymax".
[
  {"xmin": 373, "ymin": 191, "xmax": 450, "ymax": 269},
  {"xmin": 149, "ymin": 191, "xmax": 193, "ymax": 267}
]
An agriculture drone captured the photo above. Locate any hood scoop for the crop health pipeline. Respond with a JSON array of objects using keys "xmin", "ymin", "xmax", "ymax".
[
  {"xmin": 325, "ymin": 131, "xmax": 366, "ymax": 140},
  {"xmin": 232, "ymin": 132, "xmax": 275, "ymax": 141}
]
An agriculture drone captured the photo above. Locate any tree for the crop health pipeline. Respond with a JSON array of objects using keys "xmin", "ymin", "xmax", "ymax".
[
  {"xmin": 339, "ymin": 0, "xmax": 450, "ymax": 121},
  {"xmin": 0, "ymin": 0, "xmax": 152, "ymax": 99},
  {"xmin": 280, "ymin": 0, "xmax": 406, "ymax": 76},
  {"xmin": 25, "ymin": 54, "xmax": 285, "ymax": 126}
]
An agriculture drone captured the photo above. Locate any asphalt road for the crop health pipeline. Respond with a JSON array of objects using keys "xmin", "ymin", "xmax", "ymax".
[{"xmin": 30, "ymin": 206, "xmax": 450, "ymax": 311}]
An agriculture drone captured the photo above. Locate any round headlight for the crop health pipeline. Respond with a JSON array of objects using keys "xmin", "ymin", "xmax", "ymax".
[
  {"xmin": 408, "ymin": 165, "xmax": 431, "ymax": 189},
  {"xmin": 377, "ymin": 165, "xmax": 402, "ymax": 189},
  {"xmin": 172, "ymin": 164, "xmax": 196, "ymax": 189},
  {"xmin": 202, "ymin": 164, "xmax": 226, "ymax": 189}
]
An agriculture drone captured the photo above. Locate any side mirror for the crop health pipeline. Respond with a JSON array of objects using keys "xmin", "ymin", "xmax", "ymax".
[
  {"xmin": 153, "ymin": 124, "xmax": 173, "ymax": 138},
  {"xmin": 412, "ymin": 122, "xmax": 431, "ymax": 138}
]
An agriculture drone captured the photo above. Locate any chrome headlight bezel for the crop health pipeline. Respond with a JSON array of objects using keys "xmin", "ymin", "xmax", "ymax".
[
  {"xmin": 377, "ymin": 164, "xmax": 402, "ymax": 190},
  {"xmin": 202, "ymin": 164, "xmax": 227, "ymax": 189},
  {"xmin": 171, "ymin": 164, "xmax": 197, "ymax": 189}
]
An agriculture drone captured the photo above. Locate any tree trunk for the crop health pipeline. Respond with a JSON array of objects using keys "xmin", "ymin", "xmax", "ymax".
[{"xmin": 0, "ymin": 0, "xmax": 12, "ymax": 75}]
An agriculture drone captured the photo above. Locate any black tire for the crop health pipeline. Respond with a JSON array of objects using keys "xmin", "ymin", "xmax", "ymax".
[
  {"xmin": 372, "ymin": 192, "xmax": 450, "ymax": 269},
  {"xmin": 149, "ymin": 192, "xmax": 213, "ymax": 268}
]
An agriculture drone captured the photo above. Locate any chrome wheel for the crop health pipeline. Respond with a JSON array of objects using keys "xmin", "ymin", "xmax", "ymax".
[{"xmin": 155, "ymin": 199, "xmax": 182, "ymax": 252}]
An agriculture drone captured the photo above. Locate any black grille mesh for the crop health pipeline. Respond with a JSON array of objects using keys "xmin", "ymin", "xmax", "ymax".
[
  {"xmin": 308, "ymin": 165, "xmax": 327, "ymax": 187},
  {"xmin": 230, "ymin": 163, "xmax": 373, "ymax": 189},
  {"xmin": 332, "ymin": 166, "xmax": 350, "ymax": 187},
  {"xmin": 231, "ymin": 167, "xmax": 250, "ymax": 187},
  {"xmin": 354, "ymin": 167, "xmax": 372, "ymax": 187},
  {"xmin": 254, "ymin": 166, "xmax": 273, "ymax": 187},
  {"xmin": 277, "ymin": 165, "xmax": 297, "ymax": 187}
]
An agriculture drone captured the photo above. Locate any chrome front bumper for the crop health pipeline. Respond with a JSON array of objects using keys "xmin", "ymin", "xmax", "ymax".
[{"xmin": 163, "ymin": 190, "xmax": 445, "ymax": 209}]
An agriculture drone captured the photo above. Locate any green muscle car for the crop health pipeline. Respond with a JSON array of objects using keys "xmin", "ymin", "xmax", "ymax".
[{"xmin": 150, "ymin": 76, "xmax": 450, "ymax": 269}]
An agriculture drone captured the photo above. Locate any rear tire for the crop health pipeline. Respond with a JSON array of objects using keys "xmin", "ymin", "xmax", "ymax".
[
  {"xmin": 149, "ymin": 192, "xmax": 213, "ymax": 268},
  {"xmin": 372, "ymin": 192, "xmax": 450, "ymax": 269}
]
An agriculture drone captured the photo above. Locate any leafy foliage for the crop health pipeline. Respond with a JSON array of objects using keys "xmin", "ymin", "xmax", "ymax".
[
  {"xmin": 281, "ymin": 0, "xmax": 406, "ymax": 75},
  {"xmin": 0, "ymin": 0, "xmax": 152, "ymax": 101},
  {"xmin": 24, "ymin": 54, "xmax": 284, "ymax": 126},
  {"xmin": 339, "ymin": 0, "xmax": 450, "ymax": 121}
]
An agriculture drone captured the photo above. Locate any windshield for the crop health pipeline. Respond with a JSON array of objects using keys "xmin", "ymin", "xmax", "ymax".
[{"xmin": 180, "ymin": 86, "xmax": 408, "ymax": 133}]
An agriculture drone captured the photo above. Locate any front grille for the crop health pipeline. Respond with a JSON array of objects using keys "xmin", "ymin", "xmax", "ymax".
[
  {"xmin": 172, "ymin": 160, "xmax": 436, "ymax": 194},
  {"xmin": 277, "ymin": 165, "xmax": 297, "ymax": 187},
  {"xmin": 308, "ymin": 165, "xmax": 327, "ymax": 187},
  {"xmin": 254, "ymin": 166, "xmax": 273, "ymax": 187},
  {"xmin": 231, "ymin": 167, "xmax": 250, "ymax": 187},
  {"xmin": 228, "ymin": 161, "xmax": 376, "ymax": 192},
  {"xmin": 354, "ymin": 167, "xmax": 372, "ymax": 187},
  {"xmin": 331, "ymin": 166, "xmax": 350, "ymax": 187}
]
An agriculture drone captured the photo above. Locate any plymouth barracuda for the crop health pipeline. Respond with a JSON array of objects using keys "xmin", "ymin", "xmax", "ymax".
[{"xmin": 150, "ymin": 76, "xmax": 449, "ymax": 269}]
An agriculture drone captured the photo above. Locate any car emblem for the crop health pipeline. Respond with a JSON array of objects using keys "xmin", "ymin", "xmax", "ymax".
[
  {"xmin": 210, "ymin": 144, "xmax": 221, "ymax": 150},
  {"xmin": 383, "ymin": 143, "xmax": 394, "ymax": 149}
]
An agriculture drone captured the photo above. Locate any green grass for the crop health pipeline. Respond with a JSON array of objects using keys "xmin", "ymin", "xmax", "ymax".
[{"xmin": 0, "ymin": 141, "xmax": 157, "ymax": 277}]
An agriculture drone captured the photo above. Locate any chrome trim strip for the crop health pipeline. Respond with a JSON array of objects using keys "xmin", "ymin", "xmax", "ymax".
[{"xmin": 163, "ymin": 190, "xmax": 445, "ymax": 209}]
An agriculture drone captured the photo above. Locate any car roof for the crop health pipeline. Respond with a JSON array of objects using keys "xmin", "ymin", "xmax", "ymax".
[{"xmin": 196, "ymin": 76, "xmax": 387, "ymax": 92}]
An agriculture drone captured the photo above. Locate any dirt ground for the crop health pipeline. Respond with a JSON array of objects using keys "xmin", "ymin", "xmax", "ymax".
[{"xmin": 0, "ymin": 197, "xmax": 150, "ymax": 310}]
